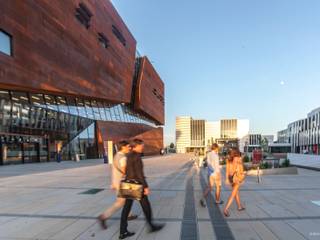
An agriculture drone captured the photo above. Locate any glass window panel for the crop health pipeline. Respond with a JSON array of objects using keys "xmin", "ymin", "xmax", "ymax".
[
  {"xmin": 97, "ymin": 101, "xmax": 107, "ymax": 121},
  {"xmin": 0, "ymin": 30, "xmax": 12, "ymax": 56},
  {"xmin": 56, "ymin": 96, "xmax": 69, "ymax": 114},
  {"xmin": 46, "ymin": 110, "xmax": 58, "ymax": 131},
  {"xmin": 11, "ymin": 91, "xmax": 30, "ymax": 128},
  {"xmin": 66, "ymin": 97, "xmax": 79, "ymax": 116},
  {"xmin": 0, "ymin": 90, "xmax": 11, "ymax": 130},
  {"xmin": 57, "ymin": 112, "xmax": 69, "ymax": 132},
  {"xmin": 84, "ymin": 100, "xmax": 94, "ymax": 119},
  {"xmin": 76, "ymin": 98, "xmax": 87, "ymax": 118},
  {"xmin": 90, "ymin": 100, "xmax": 101, "ymax": 120},
  {"xmin": 44, "ymin": 95, "xmax": 59, "ymax": 111},
  {"xmin": 30, "ymin": 93, "xmax": 45, "ymax": 107},
  {"xmin": 104, "ymin": 103, "xmax": 113, "ymax": 121}
]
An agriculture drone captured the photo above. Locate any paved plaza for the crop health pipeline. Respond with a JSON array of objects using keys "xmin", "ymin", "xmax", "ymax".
[{"xmin": 0, "ymin": 154, "xmax": 319, "ymax": 240}]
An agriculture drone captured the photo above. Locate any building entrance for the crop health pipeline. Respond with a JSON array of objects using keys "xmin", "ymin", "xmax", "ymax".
[{"xmin": 0, "ymin": 135, "xmax": 48, "ymax": 165}]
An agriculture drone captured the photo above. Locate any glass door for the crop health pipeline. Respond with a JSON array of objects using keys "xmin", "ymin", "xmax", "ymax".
[{"xmin": 22, "ymin": 142, "xmax": 40, "ymax": 163}]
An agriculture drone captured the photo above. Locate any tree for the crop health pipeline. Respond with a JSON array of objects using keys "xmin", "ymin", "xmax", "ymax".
[
  {"xmin": 261, "ymin": 137, "xmax": 269, "ymax": 152},
  {"xmin": 170, "ymin": 143, "xmax": 175, "ymax": 149}
]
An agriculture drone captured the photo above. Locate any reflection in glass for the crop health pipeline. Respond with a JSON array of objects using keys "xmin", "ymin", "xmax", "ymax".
[
  {"xmin": 76, "ymin": 98, "xmax": 87, "ymax": 118},
  {"xmin": 0, "ymin": 90, "xmax": 11, "ymax": 131}
]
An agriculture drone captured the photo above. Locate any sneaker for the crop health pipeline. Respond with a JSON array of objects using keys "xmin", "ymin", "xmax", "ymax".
[
  {"xmin": 150, "ymin": 223, "xmax": 165, "ymax": 233},
  {"xmin": 119, "ymin": 231, "xmax": 135, "ymax": 239},
  {"xmin": 200, "ymin": 199, "xmax": 206, "ymax": 207}
]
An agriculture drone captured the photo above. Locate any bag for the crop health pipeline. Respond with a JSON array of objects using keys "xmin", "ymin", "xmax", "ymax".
[
  {"xmin": 118, "ymin": 179, "xmax": 144, "ymax": 201},
  {"xmin": 232, "ymin": 171, "xmax": 246, "ymax": 184}
]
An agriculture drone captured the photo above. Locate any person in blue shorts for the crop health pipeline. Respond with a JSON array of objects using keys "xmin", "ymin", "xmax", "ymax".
[{"xmin": 200, "ymin": 143, "xmax": 224, "ymax": 207}]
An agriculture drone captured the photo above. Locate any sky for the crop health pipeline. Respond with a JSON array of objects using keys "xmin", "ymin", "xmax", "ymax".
[{"xmin": 112, "ymin": 0, "xmax": 320, "ymax": 145}]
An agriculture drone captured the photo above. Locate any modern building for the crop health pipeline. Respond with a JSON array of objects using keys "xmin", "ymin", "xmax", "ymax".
[
  {"xmin": 277, "ymin": 107, "xmax": 320, "ymax": 155},
  {"xmin": 175, "ymin": 117, "xmax": 249, "ymax": 153},
  {"xmin": 277, "ymin": 129, "xmax": 289, "ymax": 143},
  {"xmin": 0, "ymin": 0, "xmax": 165, "ymax": 165}
]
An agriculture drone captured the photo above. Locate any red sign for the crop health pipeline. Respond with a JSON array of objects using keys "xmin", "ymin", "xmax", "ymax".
[{"xmin": 252, "ymin": 149, "xmax": 262, "ymax": 164}]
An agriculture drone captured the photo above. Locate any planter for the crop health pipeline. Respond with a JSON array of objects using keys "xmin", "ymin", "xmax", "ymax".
[{"xmin": 247, "ymin": 166, "xmax": 298, "ymax": 176}]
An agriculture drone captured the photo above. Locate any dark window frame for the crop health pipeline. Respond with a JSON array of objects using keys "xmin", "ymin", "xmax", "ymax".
[
  {"xmin": 112, "ymin": 25, "xmax": 126, "ymax": 47},
  {"xmin": 98, "ymin": 32, "xmax": 109, "ymax": 49},
  {"xmin": 75, "ymin": 3, "xmax": 93, "ymax": 29},
  {"xmin": 0, "ymin": 29, "xmax": 13, "ymax": 56}
]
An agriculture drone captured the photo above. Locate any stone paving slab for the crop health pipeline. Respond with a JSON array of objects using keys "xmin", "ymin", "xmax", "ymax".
[{"xmin": 0, "ymin": 155, "xmax": 320, "ymax": 239}]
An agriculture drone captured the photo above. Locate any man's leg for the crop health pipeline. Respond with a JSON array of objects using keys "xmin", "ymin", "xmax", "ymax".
[
  {"xmin": 139, "ymin": 195, "xmax": 153, "ymax": 226},
  {"xmin": 139, "ymin": 195, "xmax": 164, "ymax": 232},
  {"xmin": 120, "ymin": 199, "xmax": 134, "ymax": 234},
  {"xmin": 100, "ymin": 197, "xmax": 125, "ymax": 220},
  {"xmin": 200, "ymin": 175, "xmax": 213, "ymax": 207}
]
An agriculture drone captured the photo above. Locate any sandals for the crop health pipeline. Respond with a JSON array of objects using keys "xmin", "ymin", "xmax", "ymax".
[
  {"xmin": 238, "ymin": 207, "xmax": 246, "ymax": 211},
  {"xmin": 98, "ymin": 215, "xmax": 107, "ymax": 230},
  {"xmin": 215, "ymin": 200, "xmax": 224, "ymax": 205},
  {"xmin": 223, "ymin": 210, "xmax": 230, "ymax": 217}
]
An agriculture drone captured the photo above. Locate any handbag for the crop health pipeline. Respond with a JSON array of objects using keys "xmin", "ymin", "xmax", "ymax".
[
  {"xmin": 118, "ymin": 179, "xmax": 144, "ymax": 201},
  {"xmin": 232, "ymin": 169, "xmax": 246, "ymax": 184}
]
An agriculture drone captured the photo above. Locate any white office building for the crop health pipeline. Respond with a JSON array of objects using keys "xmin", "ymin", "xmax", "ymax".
[
  {"xmin": 277, "ymin": 107, "xmax": 320, "ymax": 155},
  {"xmin": 176, "ymin": 117, "xmax": 249, "ymax": 153}
]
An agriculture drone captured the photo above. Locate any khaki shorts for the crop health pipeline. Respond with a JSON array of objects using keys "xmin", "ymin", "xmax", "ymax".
[{"xmin": 209, "ymin": 173, "xmax": 221, "ymax": 187}]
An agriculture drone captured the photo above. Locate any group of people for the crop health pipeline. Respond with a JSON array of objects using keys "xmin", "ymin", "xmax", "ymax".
[
  {"xmin": 200, "ymin": 144, "xmax": 246, "ymax": 217},
  {"xmin": 98, "ymin": 139, "xmax": 164, "ymax": 239}
]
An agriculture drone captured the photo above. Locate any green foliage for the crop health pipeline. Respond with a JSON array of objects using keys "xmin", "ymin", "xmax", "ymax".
[
  {"xmin": 243, "ymin": 155, "xmax": 250, "ymax": 163},
  {"xmin": 169, "ymin": 143, "xmax": 175, "ymax": 149},
  {"xmin": 260, "ymin": 162, "xmax": 269, "ymax": 169},
  {"xmin": 281, "ymin": 159, "xmax": 290, "ymax": 168}
]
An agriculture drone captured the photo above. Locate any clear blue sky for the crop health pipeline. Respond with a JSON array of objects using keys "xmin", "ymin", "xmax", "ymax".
[{"xmin": 112, "ymin": 0, "xmax": 320, "ymax": 145}]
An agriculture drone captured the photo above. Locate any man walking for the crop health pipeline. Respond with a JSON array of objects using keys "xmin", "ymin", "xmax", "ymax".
[
  {"xmin": 98, "ymin": 140, "xmax": 137, "ymax": 229},
  {"xmin": 200, "ymin": 143, "xmax": 224, "ymax": 207},
  {"xmin": 119, "ymin": 139, "xmax": 164, "ymax": 239}
]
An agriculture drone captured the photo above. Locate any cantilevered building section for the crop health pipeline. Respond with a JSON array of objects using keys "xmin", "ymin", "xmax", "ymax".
[{"xmin": 0, "ymin": 0, "xmax": 165, "ymax": 165}]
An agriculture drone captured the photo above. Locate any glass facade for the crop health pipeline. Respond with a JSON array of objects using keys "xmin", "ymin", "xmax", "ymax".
[{"xmin": 0, "ymin": 89, "xmax": 156, "ymax": 165}]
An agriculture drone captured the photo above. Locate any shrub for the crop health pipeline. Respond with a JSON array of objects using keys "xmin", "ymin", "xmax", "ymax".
[
  {"xmin": 260, "ymin": 162, "xmax": 269, "ymax": 169},
  {"xmin": 243, "ymin": 155, "xmax": 250, "ymax": 163},
  {"xmin": 281, "ymin": 159, "xmax": 290, "ymax": 168}
]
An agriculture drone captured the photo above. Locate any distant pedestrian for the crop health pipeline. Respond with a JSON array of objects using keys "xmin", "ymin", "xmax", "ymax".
[
  {"xmin": 200, "ymin": 143, "xmax": 224, "ymax": 207},
  {"xmin": 119, "ymin": 139, "xmax": 164, "ymax": 239},
  {"xmin": 223, "ymin": 148, "xmax": 246, "ymax": 217},
  {"xmin": 98, "ymin": 140, "xmax": 137, "ymax": 229}
]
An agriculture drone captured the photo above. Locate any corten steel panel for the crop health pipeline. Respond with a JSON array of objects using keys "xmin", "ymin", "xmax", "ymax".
[
  {"xmin": 132, "ymin": 127, "xmax": 163, "ymax": 156},
  {"xmin": 96, "ymin": 121, "xmax": 163, "ymax": 156},
  {"xmin": 134, "ymin": 57, "xmax": 165, "ymax": 125},
  {"xmin": 0, "ymin": 0, "xmax": 136, "ymax": 103}
]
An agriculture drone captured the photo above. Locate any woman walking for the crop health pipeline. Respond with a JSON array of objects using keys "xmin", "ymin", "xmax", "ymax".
[{"xmin": 223, "ymin": 148, "xmax": 246, "ymax": 217}]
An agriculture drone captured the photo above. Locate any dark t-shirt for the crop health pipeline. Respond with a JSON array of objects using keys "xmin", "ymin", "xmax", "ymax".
[{"xmin": 126, "ymin": 151, "xmax": 148, "ymax": 188}]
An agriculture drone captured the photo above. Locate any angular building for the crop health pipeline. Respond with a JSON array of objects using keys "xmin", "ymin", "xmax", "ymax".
[{"xmin": 0, "ymin": 0, "xmax": 164, "ymax": 165}]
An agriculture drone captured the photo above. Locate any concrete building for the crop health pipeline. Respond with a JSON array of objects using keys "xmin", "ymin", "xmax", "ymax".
[
  {"xmin": 277, "ymin": 107, "xmax": 320, "ymax": 155},
  {"xmin": 176, "ymin": 117, "xmax": 249, "ymax": 153},
  {"xmin": 0, "ymin": 1, "xmax": 165, "ymax": 165},
  {"xmin": 176, "ymin": 117, "xmax": 192, "ymax": 154}
]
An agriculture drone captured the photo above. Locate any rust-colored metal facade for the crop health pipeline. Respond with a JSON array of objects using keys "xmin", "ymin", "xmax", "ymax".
[
  {"xmin": 0, "ymin": 0, "xmax": 164, "ymax": 163},
  {"xmin": 0, "ymin": 0, "xmax": 136, "ymax": 103},
  {"xmin": 134, "ymin": 57, "xmax": 165, "ymax": 125}
]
